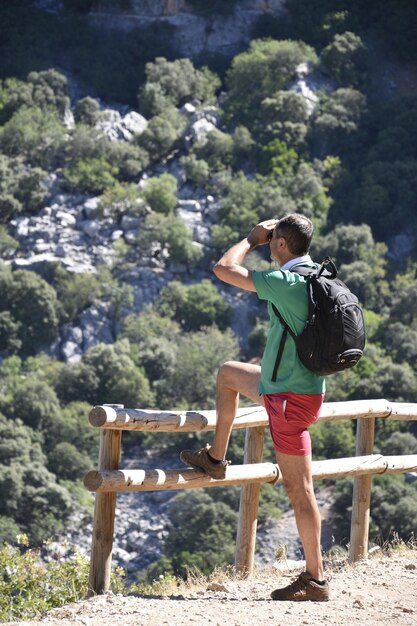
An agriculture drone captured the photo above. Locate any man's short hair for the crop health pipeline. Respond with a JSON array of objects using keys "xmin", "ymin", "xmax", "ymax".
[{"xmin": 275, "ymin": 214, "xmax": 313, "ymax": 256}]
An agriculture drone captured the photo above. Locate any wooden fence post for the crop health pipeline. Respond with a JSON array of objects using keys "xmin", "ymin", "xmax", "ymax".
[
  {"xmin": 349, "ymin": 417, "xmax": 376, "ymax": 563},
  {"xmin": 235, "ymin": 425, "xmax": 265, "ymax": 576},
  {"xmin": 87, "ymin": 405, "xmax": 123, "ymax": 596}
]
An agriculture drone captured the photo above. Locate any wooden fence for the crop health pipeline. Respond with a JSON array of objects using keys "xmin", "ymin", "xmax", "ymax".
[{"xmin": 83, "ymin": 399, "xmax": 417, "ymax": 595}]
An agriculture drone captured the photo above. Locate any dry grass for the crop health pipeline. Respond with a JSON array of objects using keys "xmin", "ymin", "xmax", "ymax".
[{"xmin": 130, "ymin": 533, "xmax": 417, "ymax": 599}]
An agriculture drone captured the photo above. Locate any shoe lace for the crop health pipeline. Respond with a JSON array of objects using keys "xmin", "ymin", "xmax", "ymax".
[
  {"xmin": 203, "ymin": 444, "xmax": 232, "ymax": 466},
  {"xmin": 285, "ymin": 574, "xmax": 309, "ymax": 594}
]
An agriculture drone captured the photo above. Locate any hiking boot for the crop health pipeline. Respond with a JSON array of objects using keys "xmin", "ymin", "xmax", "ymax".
[
  {"xmin": 271, "ymin": 571, "xmax": 330, "ymax": 602},
  {"xmin": 180, "ymin": 444, "xmax": 230, "ymax": 479}
]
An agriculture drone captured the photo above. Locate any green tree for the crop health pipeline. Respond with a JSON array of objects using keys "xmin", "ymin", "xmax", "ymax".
[
  {"xmin": 139, "ymin": 57, "xmax": 220, "ymax": 117},
  {"xmin": 82, "ymin": 341, "xmax": 154, "ymax": 407},
  {"xmin": 320, "ymin": 31, "xmax": 368, "ymax": 87},
  {"xmin": 160, "ymin": 326, "xmax": 239, "ymax": 409},
  {"xmin": 12, "ymin": 380, "xmax": 61, "ymax": 431},
  {"xmin": 106, "ymin": 141, "xmax": 150, "ymax": 182},
  {"xmin": 0, "ymin": 225, "xmax": 18, "ymax": 257},
  {"xmin": 259, "ymin": 90, "xmax": 309, "ymax": 149},
  {"xmin": 310, "ymin": 420, "xmax": 355, "ymax": 460},
  {"xmin": 353, "ymin": 160, "xmax": 417, "ymax": 238},
  {"xmin": 0, "ymin": 106, "xmax": 66, "ymax": 169},
  {"xmin": 370, "ymin": 475, "xmax": 417, "ymax": 542},
  {"xmin": 64, "ymin": 124, "xmax": 108, "ymax": 161},
  {"xmin": 45, "ymin": 401, "xmax": 98, "ymax": 462},
  {"xmin": 180, "ymin": 154, "xmax": 210, "ymax": 186},
  {"xmin": 137, "ymin": 108, "xmax": 185, "ymax": 162},
  {"xmin": 224, "ymin": 39, "xmax": 317, "ymax": 129},
  {"xmin": 48, "ymin": 441, "xmax": 92, "ymax": 480},
  {"xmin": 382, "ymin": 322, "xmax": 417, "ymax": 367},
  {"xmin": 0, "ymin": 77, "xmax": 33, "ymax": 124},
  {"xmin": 138, "ymin": 213, "xmax": 203, "ymax": 268},
  {"xmin": 0, "ymin": 311, "xmax": 21, "ymax": 354},
  {"xmin": 0, "ymin": 155, "xmax": 48, "ymax": 221},
  {"xmin": 379, "ymin": 431, "xmax": 417, "ymax": 456},
  {"xmin": 0, "ymin": 266, "xmax": 59, "ymax": 355},
  {"xmin": 140, "ymin": 173, "xmax": 178, "ymax": 214},
  {"xmin": 210, "ymin": 172, "xmax": 289, "ymax": 248},
  {"xmin": 150, "ymin": 491, "xmax": 237, "ymax": 578},
  {"xmin": 311, "ymin": 88, "xmax": 367, "ymax": 157},
  {"xmin": 27, "ymin": 69, "xmax": 70, "ymax": 117},
  {"xmin": 54, "ymin": 361, "xmax": 99, "ymax": 405},
  {"xmin": 74, "ymin": 96, "xmax": 100, "ymax": 125},
  {"xmin": 157, "ymin": 280, "xmax": 232, "ymax": 332},
  {"xmin": 62, "ymin": 157, "xmax": 119, "ymax": 194},
  {"xmin": 194, "ymin": 129, "xmax": 234, "ymax": 170},
  {"xmin": 121, "ymin": 306, "xmax": 181, "ymax": 382},
  {"xmin": 53, "ymin": 265, "xmax": 104, "ymax": 323},
  {"xmin": 0, "ymin": 414, "xmax": 73, "ymax": 545}
]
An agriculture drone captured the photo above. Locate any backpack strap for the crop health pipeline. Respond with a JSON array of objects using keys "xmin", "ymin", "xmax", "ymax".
[{"xmin": 270, "ymin": 303, "xmax": 297, "ymax": 382}]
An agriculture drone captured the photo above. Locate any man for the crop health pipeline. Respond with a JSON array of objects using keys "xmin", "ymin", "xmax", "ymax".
[{"xmin": 180, "ymin": 214, "xmax": 329, "ymax": 602}]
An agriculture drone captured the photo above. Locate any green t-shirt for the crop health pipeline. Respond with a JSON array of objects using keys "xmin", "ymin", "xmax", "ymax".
[{"xmin": 252, "ymin": 264, "xmax": 325, "ymax": 395}]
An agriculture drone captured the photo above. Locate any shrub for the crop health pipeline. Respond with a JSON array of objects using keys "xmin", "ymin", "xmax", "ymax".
[
  {"xmin": 73, "ymin": 96, "xmax": 100, "ymax": 125},
  {"xmin": 151, "ymin": 491, "xmax": 237, "ymax": 578},
  {"xmin": 159, "ymin": 326, "xmax": 239, "ymax": 409},
  {"xmin": 320, "ymin": 31, "xmax": 368, "ymax": 87},
  {"xmin": 157, "ymin": 279, "xmax": 231, "ymax": 331},
  {"xmin": 0, "ymin": 194, "xmax": 21, "ymax": 223},
  {"xmin": 195, "ymin": 129, "xmax": 234, "ymax": 170},
  {"xmin": 136, "ymin": 108, "xmax": 185, "ymax": 161},
  {"xmin": 259, "ymin": 91, "xmax": 309, "ymax": 149},
  {"xmin": 99, "ymin": 182, "xmax": 147, "ymax": 221},
  {"xmin": 0, "ymin": 267, "xmax": 59, "ymax": 355},
  {"xmin": 65, "ymin": 124, "xmax": 108, "ymax": 161},
  {"xmin": 48, "ymin": 442, "xmax": 92, "ymax": 480},
  {"xmin": 53, "ymin": 265, "xmax": 104, "ymax": 323},
  {"xmin": 106, "ymin": 141, "xmax": 150, "ymax": 181},
  {"xmin": 180, "ymin": 154, "xmax": 210, "ymax": 186},
  {"xmin": 54, "ymin": 362, "xmax": 99, "ymax": 405},
  {"xmin": 138, "ymin": 57, "xmax": 220, "ymax": 117},
  {"xmin": 0, "ymin": 311, "xmax": 22, "ymax": 353},
  {"xmin": 82, "ymin": 341, "xmax": 155, "ymax": 407},
  {"xmin": 0, "ymin": 220, "xmax": 19, "ymax": 259},
  {"xmin": 62, "ymin": 157, "xmax": 119, "ymax": 194},
  {"xmin": 12, "ymin": 380, "xmax": 61, "ymax": 430},
  {"xmin": 27, "ymin": 69, "xmax": 70, "ymax": 117},
  {"xmin": 140, "ymin": 173, "xmax": 178, "ymax": 214},
  {"xmin": 138, "ymin": 213, "xmax": 203, "ymax": 267},
  {"xmin": 121, "ymin": 307, "xmax": 181, "ymax": 381},
  {"xmin": 0, "ymin": 106, "xmax": 66, "ymax": 169},
  {"xmin": 0, "ymin": 539, "xmax": 89, "ymax": 622},
  {"xmin": 224, "ymin": 38, "xmax": 317, "ymax": 129},
  {"xmin": 0, "ymin": 78, "xmax": 33, "ymax": 124}
]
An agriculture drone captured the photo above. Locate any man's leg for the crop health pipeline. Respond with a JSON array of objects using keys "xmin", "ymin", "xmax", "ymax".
[
  {"xmin": 180, "ymin": 361, "xmax": 262, "ymax": 477},
  {"xmin": 276, "ymin": 451, "xmax": 323, "ymax": 580},
  {"xmin": 209, "ymin": 361, "xmax": 263, "ymax": 461}
]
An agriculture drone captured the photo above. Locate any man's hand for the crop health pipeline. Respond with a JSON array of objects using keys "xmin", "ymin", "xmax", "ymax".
[
  {"xmin": 213, "ymin": 218, "xmax": 279, "ymax": 291},
  {"xmin": 247, "ymin": 219, "xmax": 279, "ymax": 247}
]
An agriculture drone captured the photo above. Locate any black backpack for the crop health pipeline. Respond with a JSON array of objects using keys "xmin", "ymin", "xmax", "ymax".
[{"xmin": 271, "ymin": 257, "xmax": 365, "ymax": 380}]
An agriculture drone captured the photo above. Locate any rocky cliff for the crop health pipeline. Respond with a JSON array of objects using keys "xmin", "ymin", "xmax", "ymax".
[{"xmin": 32, "ymin": 0, "xmax": 287, "ymax": 57}]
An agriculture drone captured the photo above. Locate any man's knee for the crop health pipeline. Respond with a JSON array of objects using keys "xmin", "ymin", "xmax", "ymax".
[
  {"xmin": 282, "ymin": 475, "xmax": 316, "ymax": 506},
  {"xmin": 217, "ymin": 361, "xmax": 240, "ymax": 386}
]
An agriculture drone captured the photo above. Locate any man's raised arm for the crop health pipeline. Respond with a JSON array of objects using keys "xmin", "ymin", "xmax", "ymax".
[{"xmin": 213, "ymin": 219, "xmax": 277, "ymax": 291}]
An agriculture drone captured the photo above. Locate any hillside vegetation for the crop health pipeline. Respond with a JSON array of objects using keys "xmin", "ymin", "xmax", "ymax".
[{"xmin": 0, "ymin": 0, "xmax": 417, "ymax": 617}]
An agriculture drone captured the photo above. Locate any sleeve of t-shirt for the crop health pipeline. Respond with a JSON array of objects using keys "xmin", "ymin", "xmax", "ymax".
[{"xmin": 252, "ymin": 269, "xmax": 290, "ymax": 302}]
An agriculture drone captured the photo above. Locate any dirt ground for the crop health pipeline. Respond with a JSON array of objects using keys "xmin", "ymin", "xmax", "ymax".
[{"xmin": 6, "ymin": 549, "xmax": 417, "ymax": 626}]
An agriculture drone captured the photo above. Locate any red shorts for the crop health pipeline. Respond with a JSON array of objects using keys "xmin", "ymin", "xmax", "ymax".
[{"xmin": 263, "ymin": 392, "xmax": 324, "ymax": 456}]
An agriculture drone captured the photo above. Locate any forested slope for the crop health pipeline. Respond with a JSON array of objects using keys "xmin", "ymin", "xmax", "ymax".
[{"xmin": 0, "ymin": 0, "xmax": 417, "ymax": 607}]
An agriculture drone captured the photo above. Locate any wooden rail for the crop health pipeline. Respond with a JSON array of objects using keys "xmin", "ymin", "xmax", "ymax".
[{"xmin": 84, "ymin": 399, "xmax": 417, "ymax": 595}]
